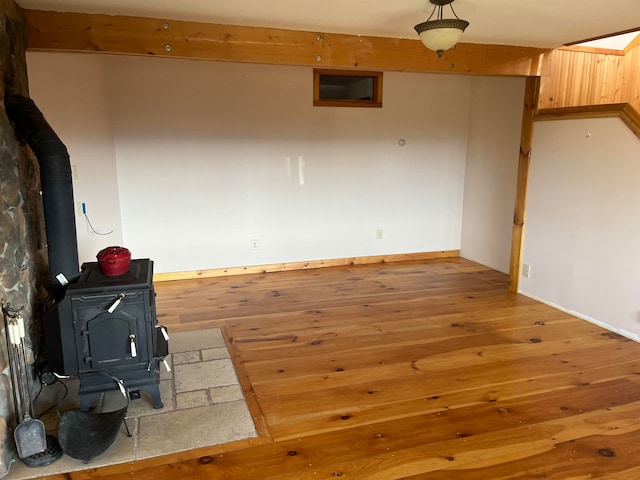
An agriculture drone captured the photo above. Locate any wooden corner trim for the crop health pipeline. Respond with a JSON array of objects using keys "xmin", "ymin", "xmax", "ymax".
[
  {"xmin": 558, "ymin": 45, "xmax": 626, "ymax": 56},
  {"xmin": 624, "ymin": 33, "xmax": 640, "ymax": 55},
  {"xmin": 153, "ymin": 250, "xmax": 460, "ymax": 282},
  {"xmin": 536, "ymin": 103, "xmax": 640, "ymax": 140}
]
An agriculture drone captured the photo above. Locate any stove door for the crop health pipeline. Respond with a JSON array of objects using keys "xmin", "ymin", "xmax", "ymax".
[
  {"xmin": 72, "ymin": 290, "xmax": 151, "ymax": 373},
  {"xmin": 85, "ymin": 311, "xmax": 140, "ymax": 369}
]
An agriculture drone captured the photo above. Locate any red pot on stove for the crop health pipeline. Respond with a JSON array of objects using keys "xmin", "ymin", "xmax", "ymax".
[{"xmin": 97, "ymin": 246, "xmax": 131, "ymax": 276}]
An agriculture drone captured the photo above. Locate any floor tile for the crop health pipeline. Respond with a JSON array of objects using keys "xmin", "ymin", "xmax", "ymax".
[
  {"xmin": 209, "ymin": 385, "xmax": 244, "ymax": 403},
  {"xmin": 173, "ymin": 350, "xmax": 201, "ymax": 365},
  {"xmin": 170, "ymin": 329, "xmax": 226, "ymax": 353},
  {"xmin": 174, "ymin": 358, "xmax": 239, "ymax": 393},
  {"xmin": 176, "ymin": 390, "xmax": 209, "ymax": 410},
  {"xmin": 201, "ymin": 347, "xmax": 230, "ymax": 361},
  {"xmin": 137, "ymin": 401, "xmax": 257, "ymax": 459}
]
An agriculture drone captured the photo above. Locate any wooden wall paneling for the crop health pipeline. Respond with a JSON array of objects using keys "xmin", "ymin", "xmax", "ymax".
[
  {"xmin": 567, "ymin": 51, "xmax": 581, "ymax": 105},
  {"xmin": 508, "ymin": 76, "xmax": 539, "ymax": 293},
  {"xmin": 556, "ymin": 51, "xmax": 570, "ymax": 107},
  {"xmin": 613, "ymin": 55, "xmax": 624, "ymax": 104},
  {"xmin": 584, "ymin": 53, "xmax": 599, "ymax": 106},
  {"xmin": 623, "ymin": 53, "xmax": 634, "ymax": 104},
  {"xmin": 622, "ymin": 47, "xmax": 639, "ymax": 108},
  {"xmin": 581, "ymin": 53, "xmax": 597, "ymax": 105},
  {"xmin": 538, "ymin": 41, "xmax": 640, "ymax": 112},
  {"xmin": 627, "ymin": 47, "xmax": 638, "ymax": 108},
  {"xmin": 620, "ymin": 53, "xmax": 631, "ymax": 104},
  {"xmin": 596, "ymin": 52, "xmax": 611, "ymax": 105},
  {"xmin": 557, "ymin": 51, "xmax": 570, "ymax": 107},
  {"xmin": 23, "ymin": 10, "xmax": 550, "ymax": 77}
]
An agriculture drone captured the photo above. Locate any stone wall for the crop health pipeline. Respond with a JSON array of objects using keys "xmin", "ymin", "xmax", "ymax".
[{"xmin": 0, "ymin": 0, "xmax": 49, "ymax": 474}]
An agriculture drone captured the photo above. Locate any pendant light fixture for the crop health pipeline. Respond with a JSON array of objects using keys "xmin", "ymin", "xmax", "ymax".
[{"xmin": 414, "ymin": 0, "xmax": 469, "ymax": 58}]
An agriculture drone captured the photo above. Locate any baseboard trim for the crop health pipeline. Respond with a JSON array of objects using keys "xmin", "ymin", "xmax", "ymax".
[
  {"xmin": 518, "ymin": 290, "xmax": 640, "ymax": 344},
  {"xmin": 153, "ymin": 250, "xmax": 460, "ymax": 282}
]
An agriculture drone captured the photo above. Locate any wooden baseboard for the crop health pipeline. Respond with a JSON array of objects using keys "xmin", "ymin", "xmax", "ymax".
[{"xmin": 153, "ymin": 250, "xmax": 460, "ymax": 282}]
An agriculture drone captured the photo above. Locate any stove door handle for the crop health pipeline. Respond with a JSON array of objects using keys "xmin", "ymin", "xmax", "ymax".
[
  {"xmin": 108, "ymin": 293, "xmax": 126, "ymax": 313},
  {"xmin": 160, "ymin": 326, "xmax": 169, "ymax": 341},
  {"xmin": 129, "ymin": 334, "xmax": 137, "ymax": 358}
]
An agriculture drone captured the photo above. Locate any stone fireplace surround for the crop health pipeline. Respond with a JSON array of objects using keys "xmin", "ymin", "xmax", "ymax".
[{"xmin": 0, "ymin": 1, "xmax": 50, "ymax": 475}]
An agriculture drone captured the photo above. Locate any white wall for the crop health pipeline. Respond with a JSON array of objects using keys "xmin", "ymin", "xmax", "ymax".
[
  {"xmin": 79, "ymin": 54, "xmax": 474, "ymax": 273},
  {"xmin": 25, "ymin": 52, "xmax": 522, "ymax": 276},
  {"xmin": 27, "ymin": 52, "xmax": 123, "ymax": 266},
  {"xmin": 521, "ymin": 117, "xmax": 640, "ymax": 338},
  {"xmin": 460, "ymin": 76, "xmax": 525, "ymax": 273}
]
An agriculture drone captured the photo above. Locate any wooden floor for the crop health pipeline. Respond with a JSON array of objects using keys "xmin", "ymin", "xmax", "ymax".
[{"xmin": 50, "ymin": 258, "xmax": 640, "ymax": 479}]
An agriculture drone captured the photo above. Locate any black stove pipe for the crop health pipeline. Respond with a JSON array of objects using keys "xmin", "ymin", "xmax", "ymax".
[{"xmin": 6, "ymin": 95, "xmax": 79, "ymax": 299}]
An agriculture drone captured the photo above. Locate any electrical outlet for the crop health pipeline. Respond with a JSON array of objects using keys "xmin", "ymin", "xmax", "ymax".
[
  {"xmin": 251, "ymin": 239, "xmax": 259, "ymax": 251},
  {"xmin": 75, "ymin": 202, "xmax": 83, "ymax": 217},
  {"xmin": 522, "ymin": 264, "xmax": 532, "ymax": 278},
  {"xmin": 376, "ymin": 229, "xmax": 383, "ymax": 240}
]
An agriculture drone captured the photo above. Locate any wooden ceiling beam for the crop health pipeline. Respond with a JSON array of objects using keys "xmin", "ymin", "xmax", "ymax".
[{"xmin": 23, "ymin": 9, "xmax": 550, "ymax": 77}]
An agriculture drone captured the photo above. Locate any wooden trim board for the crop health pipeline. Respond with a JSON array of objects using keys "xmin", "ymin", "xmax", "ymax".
[
  {"xmin": 558, "ymin": 45, "xmax": 626, "ymax": 56},
  {"xmin": 537, "ymin": 103, "xmax": 640, "ymax": 140},
  {"xmin": 153, "ymin": 250, "xmax": 460, "ymax": 282},
  {"xmin": 23, "ymin": 9, "xmax": 550, "ymax": 77}
]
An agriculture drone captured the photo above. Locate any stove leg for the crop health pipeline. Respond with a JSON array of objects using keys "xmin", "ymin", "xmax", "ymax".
[{"xmin": 138, "ymin": 383, "xmax": 164, "ymax": 409}]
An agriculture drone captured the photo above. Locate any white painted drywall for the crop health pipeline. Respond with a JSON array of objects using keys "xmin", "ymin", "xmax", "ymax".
[
  {"xmin": 100, "ymin": 56, "xmax": 472, "ymax": 273},
  {"xmin": 521, "ymin": 118, "xmax": 640, "ymax": 338},
  {"xmin": 26, "ymin": 52, "xmax": 123, "ymax": 267},
  {"xmin": 25, "ymin": 52, "xmax": 524, "ymax": 277},
  {"xmin": 460, "ymin": 76, "xmax": 525, "ymax": 273}
]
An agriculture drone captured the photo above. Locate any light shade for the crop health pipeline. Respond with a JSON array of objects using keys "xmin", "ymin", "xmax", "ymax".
[{"xmin": 414, "ymin": 0, "xmax": 469, "ymax": 57}]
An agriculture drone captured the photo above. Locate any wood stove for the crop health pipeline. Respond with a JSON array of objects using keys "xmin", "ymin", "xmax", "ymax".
[
  {"xmin": 6, "ymin": 96, "xmax": 168, "ymax": 413},
  {"xmin": 44, "ymin": 259, "xmax": 168, "ymax": 411}
]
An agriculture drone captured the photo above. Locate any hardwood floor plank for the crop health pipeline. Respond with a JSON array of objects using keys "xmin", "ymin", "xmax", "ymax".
[
  {"xmin": 265, "ymin": 402, "xmax": 640, "ymax": 479},
  {"xmin": 409, "ymin": 428, "xmax": 640, "ymax": 479},
  {"xmin": 245, "ymin": 330, "xmax": 634, "ymax": 400},
  {"xmin": 264, "ymin": 364, "xmax": 640, "ymax": 441}
]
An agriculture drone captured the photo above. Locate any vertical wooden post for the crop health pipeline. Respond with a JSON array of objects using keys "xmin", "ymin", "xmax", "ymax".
[{"xmin": 508, "ymin": 76, "xmax": 540, "ymax": 292}]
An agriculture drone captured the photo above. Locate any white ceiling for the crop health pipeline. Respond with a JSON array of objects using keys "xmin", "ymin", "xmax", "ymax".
[{"xmin": 16, "ymin": 0, "xmax": 640, "ymax": 49}]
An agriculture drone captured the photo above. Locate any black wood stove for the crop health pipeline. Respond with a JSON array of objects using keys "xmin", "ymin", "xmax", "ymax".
[
  {"xmin": 44, "ymin": 259, "xmax": 168, "ymax": 411},
  {"xmin": 7, "ymin": 96, "xmax": 168, "ymax": 413}
]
